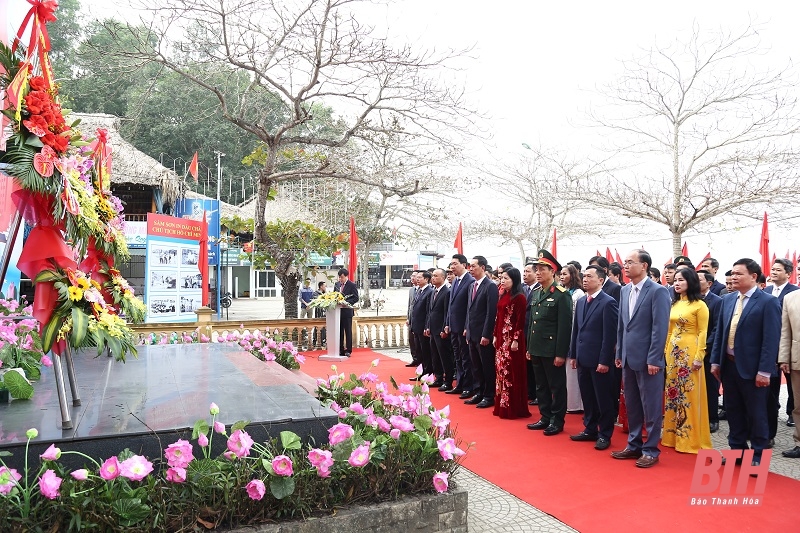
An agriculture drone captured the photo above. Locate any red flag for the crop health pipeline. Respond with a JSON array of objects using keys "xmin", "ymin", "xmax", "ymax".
[
  {"xmin": 615, "ymin": 249, "xmax": 629, "ymax": 283},
  {"xmin": 453, "ymin": 222, "xmax": 463, "ymax": 255},
  {"xmin": 199, "ymin": 212, "xmax": 209, "ymax": 306},
  {"xmin": 759, "ymin": 212, "xmax": 770, "ymax": 278},
  {"xmin": 348, "ymin": 217, "xmax": 358, "ymax": 282},
  {"xmin": 189, "ymin": 152, "xmax": 199, "ymax": 182},
  {"xmin": 596, "ymin": 249, "xmax": 601, "ymax": 257},
  {"xmin": 793, "ymin": 251, "xmax": 798, "ymax": 285},
  {"xmin": 681, "ymin": 242, "xmax": 688, "ymax": 257},
  {"xmin": 605, "ymin": 247, "xmax": 613, "ymax": 264},
  {"xmin": 550, "ymin": 228, "xmax": 557, "ymax": 257},
  {"xmin": 697, "ymin": 252, "xmax": 711, "ymax": 270}
]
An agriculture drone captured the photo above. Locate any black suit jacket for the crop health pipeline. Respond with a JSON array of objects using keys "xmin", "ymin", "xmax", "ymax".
[
  {"xmin": 709, "ymin": 279, "xmax": 725, "ymax": 296},
  {"xmin": 411, "ymin": 284, "xmax": 433, "ymax": 334},
  {"xmin": 568, "ymin": 291, "xmax": 619, "ymax": 367},
  {"xmin": 602, "ymin": 279, "xmax": 621, "ymax": 302},
  {"xmin": 446, "ymin": 273, "xmax": 474, "ymax": 332},
  {"xmin": 702, "ymin": 291, "xmax": 722, "ymax": 358},
  {"xmin": 426, "ymin": 284, "xmax": 450, "ymax": 335},
  {"xmin": 466, "ymin": 277, "xmax": 499, "ymax": 342},
  {"xmin": 334, "ymin": 280, "xmax": 359, "ymax": 316}
]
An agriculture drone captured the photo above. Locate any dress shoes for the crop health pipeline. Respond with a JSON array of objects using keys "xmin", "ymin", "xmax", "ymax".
[
  {"xmin": 430, "ymin": 380, "xmax": 444, "ymax": 388},
  {"xmin": 749, "ymin": 460, "xmax": 761, "ymax": 477},
  {"xmin": 709, "ymin": 421, "xmax": 719, "ymax": 433},
  {"xmin": 567, "ymin": 409, "xmax": 584, "ymax": 415},
  {"xmin": 405, "ymin": 362, "xmax": 419, "ymax": 367},
  {"xmin": 464, "ymin": 395, "xmax": 482, "ymax": 405},
  {"xmin": 782, "ymin": 446, "xmax": 800, "ymax": 458},
  {"xmin": 767, "ymin": 439, "xmax": 775, "ymax": 449},
  {"xmin": 570, "ymin": 431, "xmax": 598, "ymax": 442},
  {"xmin": 527, "ymin": 419, "xmax": 548, "ymax": 430},
  {"xmin": 721, "ymin": 456, "xmax": 743, "ymax": 466},
  {"xmin": 438, "ymin": 383, "xmax": 454, "ymax": 392},
  {"xmin": 595, "ymin": 438, "xmax": 611, "ymax": 450},
  {"xmin": 788, "ymin": 415, "xmax": 796, "ymax": 427},
  {"xmin": 409, "ymin": 376, "xmax": 421, "ymax": 382},
  {"xmin": 445, "ymin": 387, "xmax": 464, "ymax": 395},
  {"xmin": 528, "ymin": 398, "xmax": 539, "ymax": 405},
  {"xmin": 476, "ymin": 398, "xmax": 494, "ymax": 408},
  {"xmin": 718, "ymin": 409, "xmax": 727, "ymax": 420},
  {"xmin": 611, "ymin": 448, "xmax": 643, "ymax": 460},
  {"xmin": 458, "ymin": 390, "xmax": 473, "ymax": 400},
  {"xmin": 635, "ymin": 455, "xmax": 659, "ymax": 468},
  {"xmin": 543, "ymin": 425, "xmax": 563, "ymax": 436}
]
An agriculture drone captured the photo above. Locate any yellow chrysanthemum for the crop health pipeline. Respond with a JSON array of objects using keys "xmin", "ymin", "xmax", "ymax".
[
  {"xmin": 67, "ymin": 286, "xmax": 83, "ymax": 302},
  {"xmin": 90, "ymin": 280, "xmax": 102, "ymax": 290},
  {"xmin": 77, "ymin": 278, "xmax": 91, "ymax": 290}
]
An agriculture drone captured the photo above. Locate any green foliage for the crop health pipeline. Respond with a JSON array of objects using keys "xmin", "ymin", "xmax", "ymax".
[
  {"xmin": 1, "ymin": 370, "xmax": 34, "ymax": 400},
  {"xmin": 255, "ymin": 220, "xmax": 338, "ymax": 271}
]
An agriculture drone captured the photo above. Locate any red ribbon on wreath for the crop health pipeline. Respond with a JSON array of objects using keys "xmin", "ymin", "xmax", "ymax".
[
  {"xmin": 90, "ymin": 128, "xmax": 112, "ymax": 198},
  {"xmin": 12, "ymin": 189, "xmax": 76, "ymax": 354}
]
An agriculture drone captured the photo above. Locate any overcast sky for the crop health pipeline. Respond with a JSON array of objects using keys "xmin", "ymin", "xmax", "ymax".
[{"xmin": 11, "ymin": 0, "xmax": 799, "ymax": 270}]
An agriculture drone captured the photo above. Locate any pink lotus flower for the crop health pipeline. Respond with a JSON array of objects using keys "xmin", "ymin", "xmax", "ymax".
[
  {"xmin": 376, "ymin": 417, "xmax": 392, "ymax": 433},
  {"xmin": 308, "ymin": 448, "xmax": 333, "ymax": 469},
  {"xmin": 431, "ymin": 406, "xmax": 451, "ymax": 432},
  {"xmin": 39, "ymin": 469, "xmax": 62, "ymax": 499},
  {"xmin": 389, "ymin": 415, "xmax": 415, "ymax": 433},
  {"xmin": 437, "ymin": 438, "xmax": 465, "ymax": 461},
  {"xmin": 119, "ymin": 455, "xmax": 154, "ymax": 481},
  {"xmin": 390, "ymin": 429, "xmax": 401, "ymax": 440},
  {"xmin": 200, "ymin": 334, "xmax": 210, "ymax": 342},
  {"xmin": 294, "ymin": 353, "xmax": 306, "ymax": 364},
  {"xmin": 359, "ymin": 372, "xmax": 378, "ymax": 382},
  {"xmin": 327, "ymin": 423, "xmax": 354, "ymax": 446},
  {"xmin": 415, "ymin": 364, "xmax": 423, "ymax": 375},
  {"xmin": 40, "ymin": 444, "xmax": 61, "ymax": 461},
  {"xmin": 165, "ymin": 439, "xmax": 195, "ymax": 468},
  {"xmin": 70, "ymin": 469, "xmax": 89, "ymax": 481},
  {"xmin": 272, "ymin": 455, "xmax": 293, "ymax": 476},
  {"xmin": 351, "ymin": 386, "xmax": 367, "ymax": 396},
  {"xmin": 198, "ymin": 433, "xmax": 209, "ymax": 447},
  {"xmin": 40, "ymin": 355, "xmax": 53, "ymax": 367},
  {"xmin": 348, "ymin": 442, "xmax": 371, "ymax": 467},
  {"xmin": 246, "ymin": 479, "xmax": 266, "ymax": 500},
  {"xmin": 214, "ymin": 421, "xmax": 226, "ymax": 434},
  {"xmin": 398, "ymin": 383, "xmax": 413, "ymax": 394},
  {"xmin": 166, "ymin": 467, "xmax": 187, "ymax": 483},
  {"xmin": 0, "ymin": 466, "xmax": 22, "ymax": 495},
  {"xmin": 433, "ymin": 472, "xmax": 449, "ymax": 493},
  {"xmin": 99, "ymin": 456, "xmax": 120, "ymax": 480},
  {"xmin": 349, "ymin": 402, "xmax": 365, "ymax": 415},
  {"xmin": 227, "ymin": 429, "xmax": 254, "ymax": 458},
  {"xmin": 209, "ymin": 402, "xmax": 220, "ymax": 415},
  {"xmin": 338, "ymin": 410, "xmax": 347, "ymax": 419},
  {"xmin": 371, "ymin": 358, "xmax": 380, "ymax": 367}
]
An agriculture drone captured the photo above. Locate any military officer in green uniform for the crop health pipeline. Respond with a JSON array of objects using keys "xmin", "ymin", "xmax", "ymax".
[{"xmin": 526, "ymin": 249, "xmax": 573, "ymax": 436}]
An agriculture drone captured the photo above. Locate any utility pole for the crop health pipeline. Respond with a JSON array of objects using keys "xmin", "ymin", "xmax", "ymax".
[{"xmin": 214, "ymin": 151, "xmax": 225, "ymax": 318}]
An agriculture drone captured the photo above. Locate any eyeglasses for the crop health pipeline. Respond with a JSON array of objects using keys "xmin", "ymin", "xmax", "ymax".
[{"xmin": 623, "ymin": 261, "xmax": 641, "ymax": 266}]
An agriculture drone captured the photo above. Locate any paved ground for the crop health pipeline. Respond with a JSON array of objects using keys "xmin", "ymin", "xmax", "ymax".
[{"xmin": 218, "ymin": 293, "xmax": 800, "ymax": 531}]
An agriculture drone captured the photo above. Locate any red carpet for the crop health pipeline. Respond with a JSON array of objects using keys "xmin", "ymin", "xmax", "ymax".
[{"xmin": 301, "ymin": 349, "xmax": 800, "ymax": 532}]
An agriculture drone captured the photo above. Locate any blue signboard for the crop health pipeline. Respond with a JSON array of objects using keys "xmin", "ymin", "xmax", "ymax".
[{"xmin": 175, "ymin": 199, "xmax": 221, "ymax": 266}]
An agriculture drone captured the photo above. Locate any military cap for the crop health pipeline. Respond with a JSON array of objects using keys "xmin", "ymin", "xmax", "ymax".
[
  {"xmin": 534, "ymin": 249, "xmax": 561, "ymax": 272},
  {"xmin": 674, "ymin": 255, "xmax": 693, "ymax": 268}
]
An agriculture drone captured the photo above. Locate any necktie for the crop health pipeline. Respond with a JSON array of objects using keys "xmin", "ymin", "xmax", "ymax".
[
  {"xmin": 472, "ymin": 280, "xmax": 478, "ymax": 300},
  {"xmin": 586, "ymin": 295, "xmax": 593, "ymax": 303},
  {"xmin": 629, "ymin": 286, "xmax": 639, "ymax": 319},
  {"xmin": 452, "ymin": 277, "xmax": 460, "ymax": 296},
  {"xmin": 774, "ymin": 287, "xmax": 781, "ymax": 298},
  {"xmin": 433, "ymin": 288, "xmax": 439, "ymax": 301},
  {"xmin": 524, "ymin": 285, "xmax": 531, "ymax": 298},
  {"xmin": 727, "ymin": 293, "xmax": 745, "ymax": 351}
]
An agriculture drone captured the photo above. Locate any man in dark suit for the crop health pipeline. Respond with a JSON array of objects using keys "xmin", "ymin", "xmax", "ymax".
[
  {"xmin": 589, "ymin": 256, "xmax": 621, "ymax": 302},
  {"xmin": 526, "ymin": 250, "xmax": 573, "ymax": 435},
  {"xmin": 464, "ymin": 255, "xmax": 499, "ymax": 408},
  {"xmin": 445, "ymin": 254, "xmax": 475, "ymax": 398},
  {"xmin": 410, "ymin": 271, "xmax": 433, "ymax": 379},
  {"xmin": 523, "ymin": 262, "xmax": 539, "ymax": 404},
  {"xmin": 699, "ymin": 269, "xmax": 723, "ymax": 432},
  {"xmin": 612, "ymin": 250, "xmax": 671, "ymax": 468},
  {"xmin": 334, "ymin": 268, "xmax": 359, "ymax": 357},
  {"xmin": 426, "ymin": 268, "xmax": 454, "ymax": 390},
  {"xmin": 406, "ymin": 271, "xmax": 421, "ymax": 367},
  {"xmin": 711, "ymin": 258, "xmax": 781, "ymax": 469},
  {"xmin": 765, "ymin": 258, "xmax": 799, "ymax": 437},
  {"xmin": 568, "ymin": 265, "xmax": 619, "ymax": 450},
  {"xmin": 700, "ymin": 257, "xmax": 726, "ymax": 296}
]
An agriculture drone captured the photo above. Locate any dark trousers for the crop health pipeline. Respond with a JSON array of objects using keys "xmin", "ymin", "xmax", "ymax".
[
  {"xmin": 787, "ymin": 371, "xmax": 796, "ymax": 416},
  {"xmin": 622, "ymin": 364, "xmax": 665, "ymax": 458},
  {"xmin": 450, "ymin": 332, "xmax": 473, "ymax": 391},
  {"xmin": 577, "ymin": 363, "xmax": 617, "ymax": 440},
  {"xmin": 768, "ymin": 374, "xmax": 782, "ymax": 439},
  {"xmin": 412, "ymin": 330, "xmax": 433, "ymax": 376},
  {"xmin": 722, "ymin": 361, "xmax": 769, "ymax": 458},
  {"xmin": 431, "ymin": 333, "xmax": 455, "ymax": 383},
  {"xmin": 526, "ymin": 359, "xmax": 537, "ymax": 400},
  {"xmin": 339, "ymin": 310, "xmax": 353, "ymax": 354},
  {"xmin": 468, "ymin": 338, "xmax": 495, "ymax": 399},
  {"xmin": 704, "ymin": 353, "xmax": 720, "ymax": 423},
  {"xmin": 408, "ymin": 329, "xmax": 420, "ymax": 364},
  {"xmin": 531, "ymin": 356, "xmax": 567, "ymax": 428}
]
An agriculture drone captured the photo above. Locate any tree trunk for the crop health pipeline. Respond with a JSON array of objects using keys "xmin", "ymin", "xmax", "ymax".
[
  {"xmin": 672, "ymin": 231, "xmax": 681, "ymax": 258},
  {"xmin": 278, "ymin": 270, "xmax": 300, "ymax": 319},
  {"xmin": 359, "ymin": 246, "xmax": 371, "ymax": 308}
]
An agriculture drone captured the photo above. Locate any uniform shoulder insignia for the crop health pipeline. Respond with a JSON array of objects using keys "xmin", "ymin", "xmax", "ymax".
[{"xmin": 556, "ymin": 285, "xmax": 567, "ymax": 292}]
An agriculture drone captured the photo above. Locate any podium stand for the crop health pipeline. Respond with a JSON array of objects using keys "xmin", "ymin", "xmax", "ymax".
[{"xmin": 319, "ymin": 305, "xmax": 348, "ymax": 362}]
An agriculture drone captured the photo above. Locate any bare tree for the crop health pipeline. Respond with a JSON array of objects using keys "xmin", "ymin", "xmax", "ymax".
[
  {"xmin": 474, "ymin": 146, "xmax": 608, "ymax": 261},
  {"xmin": 106, "ymin": 0, "xmax": 475, "ymax": 254},
  {"xmin": 587, "ymin": 24, "xmax": 800, "ymax": 256}
]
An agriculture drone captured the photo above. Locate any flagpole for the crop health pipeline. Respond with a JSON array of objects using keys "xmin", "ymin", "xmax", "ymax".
[{"xmin": 215, "ymin": 150, "xmax": 225, "ymax": 318}]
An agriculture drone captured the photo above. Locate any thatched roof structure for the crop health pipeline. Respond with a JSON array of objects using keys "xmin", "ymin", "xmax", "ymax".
[
  {"xmin": 238, "ymin": 195, "xmax": 315, "ymax": 224},
  {"xmin": 70, "ymin": 113, "xmax": 182, "ymax": 206},
  {"xmin": 184, "ymin": 190, "xmax": 248, "ymax": 220}
]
